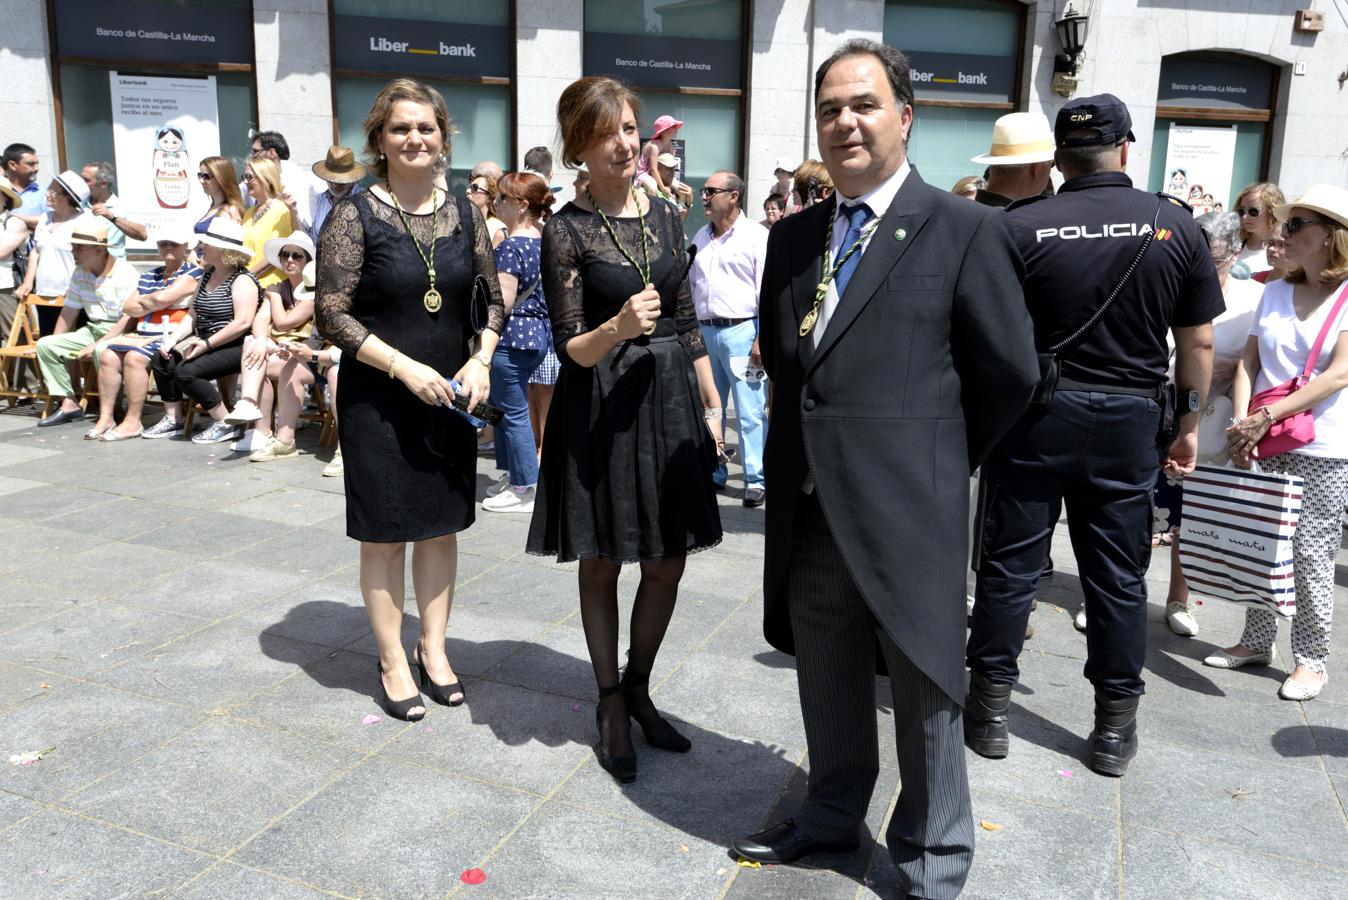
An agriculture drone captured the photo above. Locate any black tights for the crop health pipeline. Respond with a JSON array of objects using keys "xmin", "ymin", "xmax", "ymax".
[{"xmin": 578, "ymin": 556, "xmax": 686, "ymax": 750}]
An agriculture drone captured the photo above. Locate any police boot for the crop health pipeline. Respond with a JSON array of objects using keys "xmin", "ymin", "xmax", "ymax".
[
  {"xmin": 963, "ymin": 671, "xmax": 1012, "ymax": 759},
  {"xmin": 1087, "ymin": 692, "xmax": 1139, "ymax": 777}
]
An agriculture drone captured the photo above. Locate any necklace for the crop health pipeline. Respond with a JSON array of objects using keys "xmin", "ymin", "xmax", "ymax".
[
  {"xmin": 798, "ymin": 202, "xmax": 881, "ymax": 337},
  {"xmin": 250, "ymin": 198, "xmax": 273, "ymax": 224},
  {"xmin": 587, "ymin": 186, "xmax": 656, "ymax": 334},
  {"xmin": 388, "ymin": 183, "xmax": 443, "ymax": 313}
]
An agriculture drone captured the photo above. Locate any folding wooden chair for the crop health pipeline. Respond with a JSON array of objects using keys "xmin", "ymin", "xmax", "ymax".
[{"xmin": 0, "ymin": 295, "xmax": 63, "ymax": 415}]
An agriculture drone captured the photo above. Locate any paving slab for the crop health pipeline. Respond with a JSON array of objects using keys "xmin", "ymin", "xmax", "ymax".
[
  {"xmin": 233, "ymin": 756, "xmax": 537, "ymax": 898},
  {"xmin": 1122, "ymin": 825, "xmax": 1348, "ymax": 899},
  {"xmin": 3, "ymin": 599, "xmax": 206, "ymax": 676},
  {"xmin": 0, "ymin": 808, "xmax": 212, "ymax": 898},
  {"xmin": 172, "ymin": 862, "xmax": 339, "ymax": 899}
]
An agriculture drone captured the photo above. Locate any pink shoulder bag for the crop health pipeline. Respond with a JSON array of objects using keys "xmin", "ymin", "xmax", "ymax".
[{"xmin": 1251, "ymin": 281, "xmax": 1348, "ymax": 458}]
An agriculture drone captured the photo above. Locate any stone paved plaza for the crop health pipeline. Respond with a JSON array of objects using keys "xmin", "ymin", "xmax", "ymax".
[{"xmin": 0, "ymin": 407, "xmax": 1345, "ymax": 899}]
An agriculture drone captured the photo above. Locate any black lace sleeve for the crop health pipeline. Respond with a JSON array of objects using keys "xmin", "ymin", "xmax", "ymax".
[
  {"xmin": 315, "ymin": 197, "xmax": 369, "ymax": 354},
  {"xmin": 465, "ymin": 198, "xmax": 506, "ymax": 335},
  {"xmin": 665, "ymin": 200, "xmax": 707, "ymax": 361},
  {"xmin": 541, "ymin": 213, "xmax": 587, "ymax": 362}
]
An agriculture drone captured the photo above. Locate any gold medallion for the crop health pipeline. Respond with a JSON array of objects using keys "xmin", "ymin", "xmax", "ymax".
[
  {"xmin": 423, "ymin": 288, "xmax": 442, "ymax": 313},
  {"xmin": 798, "ymin": 306, "xmax": 819, "ymax": 337}
]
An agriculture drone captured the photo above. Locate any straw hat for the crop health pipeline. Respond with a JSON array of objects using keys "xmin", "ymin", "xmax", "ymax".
[
  {"xmin": 773, "ymin": 157, "xmax": 797, "ymax": 176},
  {"xmin": 263, "ymin": 230, "xmax": 316, "ymax": 270},
  {"xmin": 68, "ymin": 216, "xmax": 111, "ymax": 248},
  {"xmin": 312, "ymin": 145, "xmax": 367, "ymax": 184},
  {"xmin": 656, "ymin": 152, "xmax": 679, "ymax": 168},
  {"xmin": 971, "ymin": 113, "xmax": 1056, "ymax": 166},
  {"xmin": 53, "ymin": 170, "xmax": 91, "ymax": 207},
  {"xmin": 294, "ymin": 260, "xmax": 317, "ymax": 303},
  {"xmin": 0, "ymin": 181, "xmax": 20, "ymax": 211},
  {"xmin": 150, "ymin": 221, "xmax": 194, "ymax": 247},
  {"xmin": 196, "ymin": 217, "xmax": 248, "ymax": 253},
  {"xmin": 1273, "ymin": 184, "xmax": 1348, "ymax": 231}
]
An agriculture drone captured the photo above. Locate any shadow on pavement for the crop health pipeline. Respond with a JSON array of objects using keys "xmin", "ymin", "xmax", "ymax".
[{"xmin": 1272, "ymin": 724, "xmax": 1348, "ymax": 759}]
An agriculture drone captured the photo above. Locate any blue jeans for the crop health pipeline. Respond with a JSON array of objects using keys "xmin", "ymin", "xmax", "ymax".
[
  {"xmin": 701, "ymin": 319, "xmax": 768, "ymax": 488},
  {"xmin": 490, "ymin": 345, "xmax": 546, "ymax": 488}
]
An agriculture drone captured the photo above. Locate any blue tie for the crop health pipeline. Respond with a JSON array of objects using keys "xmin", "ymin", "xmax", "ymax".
[{"xmin": 833, "ymin": 202, "xmax": 873, "ymax": 300}]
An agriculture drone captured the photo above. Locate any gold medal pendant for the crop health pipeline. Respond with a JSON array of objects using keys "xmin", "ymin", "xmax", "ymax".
[
  {"xmin": 798, "ymin": 306, "xmax": 819, "ymax": 337},
  {"xmin": 423, "ymin": 288, "xmax": 442, "ymax": 313}
]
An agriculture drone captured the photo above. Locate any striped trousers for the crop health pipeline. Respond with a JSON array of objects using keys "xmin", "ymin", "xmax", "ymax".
[{"xmin": 788, "ymin": 492, "xmax": 974, "ymax": 899}]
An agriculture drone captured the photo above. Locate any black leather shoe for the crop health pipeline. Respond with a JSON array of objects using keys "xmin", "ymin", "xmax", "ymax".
[
  {"xmin": 1087, "ymin": 692, "xmax": 1138, "ymax": 777},
  {"xmin": 742, "ymin": 487, "xmax": 765, "ymax": 508},
  {"xmin": 38, "ymin": 408, "xmax": 84, "ymax": 427},
  {"xmin": 964, "ymin": 671, "xmax": 1012, "ymax": 759},
  {"xmin": 732, "ymin": 819, "xmax": 858, "ymax": 864}
]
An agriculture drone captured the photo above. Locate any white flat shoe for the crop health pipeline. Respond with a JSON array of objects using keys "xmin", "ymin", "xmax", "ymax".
[
  {"xmin": 1073, "ymin": 607, "xmax": 1088, "ymax": 632},
  {"xmin": 1202, "ymin": 647, "xmax": 1273, "ymax": 669},
  {"xmin": 1278, "ymin": 672, "xmax": 1327, "ymax": 701},
  {"xmin": 1165, "ymin": 602, "xmax": 1199, "ymax": 637}
]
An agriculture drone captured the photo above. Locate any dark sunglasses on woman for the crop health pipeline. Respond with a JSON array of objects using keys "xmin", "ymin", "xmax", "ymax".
[
  {"xmin": 1234, "ymin": 205, "xmax": 1260, "ymax": 217},
  {"xmin": 1282, "ymin": 216, "xmax": 1331, "ymax": 235}
]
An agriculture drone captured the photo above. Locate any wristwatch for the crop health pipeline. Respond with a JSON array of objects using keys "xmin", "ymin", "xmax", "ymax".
[{"xmin": 1182, "ymin": 390, "xmax": 1201, "ymax": 414}]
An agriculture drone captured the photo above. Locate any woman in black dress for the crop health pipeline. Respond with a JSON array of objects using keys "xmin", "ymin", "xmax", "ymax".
[
  {"xmin": 316, "ymin": 79, "xmax": 504, "ymax": 721},
  {"xmin": 526, "ymin": 77, "xmax": 724, "ymax": 783}
]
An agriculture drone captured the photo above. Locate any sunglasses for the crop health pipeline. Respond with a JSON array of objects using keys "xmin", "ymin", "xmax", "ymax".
[
  {"xmin": 1234, "ymin": 206, "xmax": 1261, "ymax": 217},
  {"xmin": 701, "ymin": 187, "xmax": 732, "ymax": 198},
  {"xmin": 278, "ymin": 250, "xmax": 308, "ymax": 262},
  {"xmin": 1282, "ymin": 216, "xmax": 1332, "ymax": 235},
  {"xmin": 197, "ymin": 171, "xmax": 214, "ymax": 182},
  {"xmin": 242, "ymin": 173, "xmax": 256, "ymax": 182},
  {"xmin": 466, "ymin": 184, "xmax": 489, "ymax": 195}
]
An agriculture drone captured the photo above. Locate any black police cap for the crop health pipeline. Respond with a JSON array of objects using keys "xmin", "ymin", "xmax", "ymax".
[{"xmin": 1055, "ymin": 94, "xmax": 1137, "ymax": 148}]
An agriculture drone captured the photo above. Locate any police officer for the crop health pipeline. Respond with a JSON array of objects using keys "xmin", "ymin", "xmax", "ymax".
[{"xmin": 964, "ymin": 94, "xmax": 1224, "ymax": 778}]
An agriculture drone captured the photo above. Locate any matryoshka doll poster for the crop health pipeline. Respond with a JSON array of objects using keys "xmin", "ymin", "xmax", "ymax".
[{"xmin": 153, "ymin": 125, "xmax": 190, "ymax": 209}]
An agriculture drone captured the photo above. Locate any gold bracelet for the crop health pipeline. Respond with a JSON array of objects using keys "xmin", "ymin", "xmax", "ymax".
[
  {"xmin": 387, "ymin": 350, "xmax": 399, "ymax": 380},
  {"xmin": 470, "ymin": 352, "xmax": 492, "ymax": 370},
  {"xmin": 1258, "ymin": 405, "xmax": 1275, "ymax": 424}
]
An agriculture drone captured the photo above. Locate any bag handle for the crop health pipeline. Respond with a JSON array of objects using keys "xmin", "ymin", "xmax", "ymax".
[
  {"xmin": 1049, "ymin": 198, "xmax": 1166, "ymax": 355},
  {"xmin": 1297, "ymin": 280, "xmax": 1348, "ymax": 383}
]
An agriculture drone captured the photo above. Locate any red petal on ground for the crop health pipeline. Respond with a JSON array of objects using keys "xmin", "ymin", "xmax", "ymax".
[{"xmin": 461, "ymin": 868, "xmax": 487, "ymax": 885}]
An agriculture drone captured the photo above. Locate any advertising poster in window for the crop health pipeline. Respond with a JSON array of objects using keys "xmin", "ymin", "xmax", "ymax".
[
  {"xmin": 109, "ymin": 73, "xmax": 221, "ymax": 250},
  {"xmin": 1162, "ymin": 123, "xmax": 1239, "ymax": 216}
]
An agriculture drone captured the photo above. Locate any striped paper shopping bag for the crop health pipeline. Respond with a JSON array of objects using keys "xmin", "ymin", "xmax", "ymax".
[{"xmin": 1177, "ymin": 464, "xmax": 1303, "ymax": 619}]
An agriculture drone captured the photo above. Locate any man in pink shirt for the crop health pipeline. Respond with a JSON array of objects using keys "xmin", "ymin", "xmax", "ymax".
[{"xmin": 691, "ymin": 170, "xmax": 771, "ymax": 506}]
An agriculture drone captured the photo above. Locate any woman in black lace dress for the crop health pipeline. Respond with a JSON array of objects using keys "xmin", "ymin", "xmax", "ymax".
[
  {"xmin": 526, "ymin": 77, "xmax": 723, "ymax": 783},
  {"xmin": 316, "ymin": 79, "xmax": 504, "ymax": 722}
]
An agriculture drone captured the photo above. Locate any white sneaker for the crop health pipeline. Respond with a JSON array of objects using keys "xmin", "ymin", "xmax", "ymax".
[
  {"xmin": 486, "ymin": 473, "xmax": 511, "ymax": 498},
  {"xmin": 482, "ymin": 485, "xmax": 535, "ymax": 513},
  {"xmin": 1073, "ymin": 607, "xmax": 1088, "ymax": 632},
  {"xmin": 224, "ymin": 399, "xmax": 263, "ymax": 425},
  {"xmin": 1165, "ymin": 602, "xmax": 1199, "ymax": 637},
  {"xmin": 230, "ymin": 429, "xmax": 262, "ymax": 453},
  {"xmin": 323, "ymin": 446, "xmax": 344, "ymax": 477}
]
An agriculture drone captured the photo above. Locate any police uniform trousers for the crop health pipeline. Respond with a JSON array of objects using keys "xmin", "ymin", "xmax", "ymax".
[
  {"xmin": 967, "ymin": 389, "xmax": 1160, "ymax": 698},
  {"xmin": 790, "ymin": 491, "xmax": 974, "ymax": 899}
]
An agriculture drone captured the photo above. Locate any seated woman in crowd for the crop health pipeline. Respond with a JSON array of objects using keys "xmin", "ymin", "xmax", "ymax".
[
  {"xmin": 86, "ymin": 230, "xmax": 202, "ymax": 441},
  {"xmin": 242, "ymin": 157, "xmax": 293, "ymax": 287},
  {"xmin": 147, "ymin": 218, "xmax": 261, "ymax": 443},
  {"xmin": 195, "ymin": 155, "xmax": 245, "ymax": 236},
  {"xmin": 225, "ymin": 232, "xmax": 316, "ymax": 462},
  {"xmin": 1213, "ymin": 185, "xmax": 1348, "ymax": 702}
]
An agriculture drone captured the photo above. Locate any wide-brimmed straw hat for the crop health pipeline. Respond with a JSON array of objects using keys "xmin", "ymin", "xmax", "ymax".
[
  {"xmin": 294, "ymin": 260, "xmax": 317, "ymax": 303},
  {"xmin": 263, "ymin": 230, "xmax": 316, "ymax": 270},
  {"xmin": 69, "ymin": 216, "xmax": 110, "ymax": 247},
  {"xmin": 0, "ymin": 181, "xmax": 20, "ymax": 211},
  {"xmin": 312, "ymin": 145, "xmax": 367, "ymax": 184},
  {"xmin": 1273, "ymin": 184, "xmax": 1348, "ymax": 231},
  {"xmin": 150, "ymin": 221, "xmax": 193, "ymax": 247},
  {"xmin": 197, "ymin": 217, "xmax": 248, "ymax": 253},
  {"xmin": 53, "ymin": 170, "xmax": 91, "ymax": 207},
  {"xmin": 971, "ymin": 113, "xmax": 1056, "ymax": 166}
]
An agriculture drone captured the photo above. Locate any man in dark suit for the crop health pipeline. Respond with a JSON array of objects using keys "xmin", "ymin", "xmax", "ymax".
[{"xmin": 731, "ymin": 40, "xmax": 1039, "ymax": 898}]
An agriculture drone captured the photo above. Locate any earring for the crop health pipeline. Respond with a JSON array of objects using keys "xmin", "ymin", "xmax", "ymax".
[{"xmin": 379, "ymin": 152, "xmax": 385, "ymax": 160}]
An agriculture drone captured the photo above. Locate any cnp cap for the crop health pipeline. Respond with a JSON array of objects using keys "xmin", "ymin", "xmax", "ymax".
[{"xmin": 1055, "ymin": 94, "xmax": 1136, "ymax": 148}]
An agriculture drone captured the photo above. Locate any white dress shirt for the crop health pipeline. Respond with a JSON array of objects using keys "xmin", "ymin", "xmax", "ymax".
[
  {"xmin": 812, "ymin": 160, "xmax": 911, "ymax": 349},
  {"xmin": 691, "ymin": 212, "xmax": 770, "ymax": 320}
]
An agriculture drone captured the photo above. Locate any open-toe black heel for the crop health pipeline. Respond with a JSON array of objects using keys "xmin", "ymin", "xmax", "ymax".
[
  {"xmin": 595, "ymin": 684, "xmax": 637, "ymax": 784},
  {"xmin": 376, "ymin": 661, "xmax": 426, "ymax": 722},
  {"xmin": 413, "ymin": 646, "xmax": 465, "ymax": 707},
  {"xmin": 621, "ymin": 670, "xmax": 691, "ymax": 753}
]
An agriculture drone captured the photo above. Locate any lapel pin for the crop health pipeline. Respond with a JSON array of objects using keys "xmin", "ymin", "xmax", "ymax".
[{"xmin": 894, "ymin": 228, "xmax": 907, "ymax": 241}]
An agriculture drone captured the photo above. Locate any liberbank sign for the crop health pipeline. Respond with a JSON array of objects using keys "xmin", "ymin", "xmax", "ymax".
[
  {"xmin": 333, "ymin": 16, "xmax": 510, "ymax": 79},
  {"xmin": 904, "ymin": 51, "xmax": 1016, "ymax": 104}
]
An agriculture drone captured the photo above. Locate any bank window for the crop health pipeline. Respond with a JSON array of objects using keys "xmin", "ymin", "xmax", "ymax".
[
  {"xmin": 331, "ymin": 0, "xmax": 513, "ymax": 190},
  {"xmin": 883, "ymin": 0, "xmax": 1025, "ymax": 193},
  {"xmin": 1147, "ymin": 52, "xmax": 1279, "ymax": 213}
]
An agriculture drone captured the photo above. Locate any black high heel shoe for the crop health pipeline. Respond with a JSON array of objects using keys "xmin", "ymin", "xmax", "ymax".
[
  {"xmin": 621, "ymin": 671, "xmax": 691, "ymax": 753},
  {"xmin": 413, "ymin": 645, "xmax": 465, "ymax": 707},
  {"xmin": 595, "ymin": 684, "xmax": 637, "ymax": 784},
  {"xmin": 376, "ymin": 661, "xmax": 426, "ymax": 722}
]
